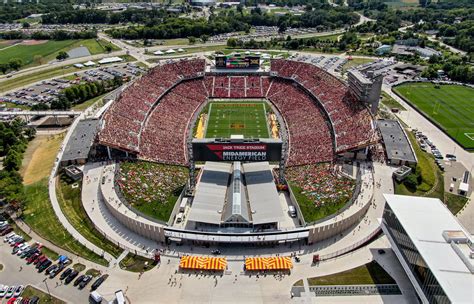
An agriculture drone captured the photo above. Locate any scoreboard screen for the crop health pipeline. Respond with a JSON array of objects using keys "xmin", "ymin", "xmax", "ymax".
[
  {"xmin": 192, "ymin": 139, "xmax": 282, "ymax": 162},
  {"xmin": 215, "ymin": 55, "xmax": 260, "ymax": 69}
]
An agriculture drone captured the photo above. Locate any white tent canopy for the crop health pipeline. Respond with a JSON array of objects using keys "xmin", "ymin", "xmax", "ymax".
[{"xmin": 154, "ymin": 50, "xmax": 164, "ymax": 55}]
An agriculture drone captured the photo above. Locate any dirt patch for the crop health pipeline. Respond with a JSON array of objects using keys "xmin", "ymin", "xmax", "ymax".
[
  {"xmin": 0, "ymin": 40, "xmax": 20, "ymax": 46},
  {"xmin": 21, "ymin": 40, "xmax": 48, "ymax": 46},
  {"xmin": 21, "ymin": 132, "xmax": 65, "ymax": 185}
]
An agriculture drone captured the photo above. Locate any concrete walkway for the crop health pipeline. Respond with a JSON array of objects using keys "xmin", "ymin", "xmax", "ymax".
[{"xmin": 46, "ymin": 101, "xmax": 117, "ymax": 266}]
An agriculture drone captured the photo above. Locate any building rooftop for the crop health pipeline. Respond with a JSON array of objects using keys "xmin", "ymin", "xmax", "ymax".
[
  {"xmin": 384, "ymin": 194, "xmax": 474, "ymax": 304},
  {"xmin": 243, "ymin": 162, "xmax": 284, "ymax": 225},
  {"xmin": 377, "ymin": 119, "xmax": 417, "ymax": 164},
  {"xmin": 61, "ymin": 119, "xmax": 100, "ymax": 163},
  {"xmin": 187, "ymin": 162, "xmax": 231, "ymax": 225}
]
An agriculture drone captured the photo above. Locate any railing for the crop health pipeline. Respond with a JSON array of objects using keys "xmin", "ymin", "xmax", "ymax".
[{"xmin": 319, "ymin": 226, "xmax": 381, "ymax": 261}]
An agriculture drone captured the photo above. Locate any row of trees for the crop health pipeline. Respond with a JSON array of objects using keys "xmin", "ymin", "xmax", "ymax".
[
  {"xmin": 422, "ymin": 55, "xmax": 474, "ymax": 84},
  {"xmin": 0, "ymin": 29, "xmax": 97, "ymax": 41},
  {"xmin": 0, "ymin": 58, "xmax": 23, "ymax": 75},
  {"xmin": 0, "ymin": 0, "xmax": 74, "ymax": 23},
  {"xmin": 0, "ymin": 120, "xmax": 36, "ymax": 211},
  {"xmin": 107, "ymin": 6, "xmax": 358, "ymax": 40},
  {"xmin": 42, "ymin": 8, "xmax": 171, "ymax": 25}
]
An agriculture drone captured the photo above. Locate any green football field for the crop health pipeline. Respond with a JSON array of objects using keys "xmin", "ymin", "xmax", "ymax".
[
  {"xmin": 205, "ymin": 102, "xmax": 269, "ymax": 138},
  {"xmin": 393, "ymin": 83, "xmax": 474, "ymax": 149}
]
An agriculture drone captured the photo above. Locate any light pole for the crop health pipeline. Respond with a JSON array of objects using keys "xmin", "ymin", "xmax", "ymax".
[{"xmin": 42, "ymin": 278, "xmax": 52, "ymax": 300}]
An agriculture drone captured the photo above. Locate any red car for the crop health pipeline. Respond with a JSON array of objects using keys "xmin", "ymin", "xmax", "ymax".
[
  {"xmin": 0, "ymin": 227, "xmax": 13, "ymax": 236},
  {"xmin": 26, "ymin": 253, "xmax": 40, "ymax": 264},
  {"xmin": 33, "ymin": 255, "xmax": 46, "ymax": 265}
]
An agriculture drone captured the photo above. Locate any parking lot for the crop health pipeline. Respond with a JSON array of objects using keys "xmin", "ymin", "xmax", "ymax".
[{"xmin": 0, "ymin": 63, "xmax": 145, "ymax": 109}]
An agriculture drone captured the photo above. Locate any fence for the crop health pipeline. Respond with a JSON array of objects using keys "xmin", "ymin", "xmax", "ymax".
[{"xmin": 319, "ymin": 227, "xmax": 381, "ymax": 261}]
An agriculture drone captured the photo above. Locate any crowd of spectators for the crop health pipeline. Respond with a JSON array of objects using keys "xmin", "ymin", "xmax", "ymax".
[
  {"xmin": 285, "ymin": 163, "xmax": 355, "ymax": 208},
  {"xmin": 140, "ymin": 79, "xmax": 208, "ymax": 165},
  {"xmin": 270, "ymin": 59, "xmax": 375, "ymax": 152},
  {"xmin": 204, "ymin": 76, "xmax": 269, "ymax": 98},
  {"xmin": 117, "ymin": 161, "xmax": 188, "ymax": 207},
  {"xmin": 267, "ymin": 79, "xmax": 334, "ymax": 166},
  {"xmin": 98, "ymin": 59, "xmax": 205, "ymax": 153}
]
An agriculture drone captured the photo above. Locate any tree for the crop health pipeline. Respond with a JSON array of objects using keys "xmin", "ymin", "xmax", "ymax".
[
  {"xmin": 278, "ymin": 23, "xmax": 287, "ymax": 34},
  {"xmin": 403, "ymin": 174, "xmax": 418, "ymax": 191},
  {"xmin": 56, "ymin": 51, "xmax": 69, "ymax": 61},
  {"xmin": 188, "ymin": 36, "xmax": 197, "ymax": 45},
  {"xmin": 8, "ymin": 58, "xmax": 23, "ymax": 71},
  {"xmin": 22, "ymin": 22, "xmax": 30, "ymax": 28},
  {"xmin": 31, "ymin": 103, "xmax": 50, "ymax": 111},
  {"xmin": 0, "ymin": 63, "xmax": 9, "ymax": 74},
  {"xmin": 104, "ymin": 45, "xmax": 113, "ymax": 53},
  {"xmin": 4, "ymin": 148, "xmax": 22, "ymax": 171},
  {"xmin": 33, "ymin": 55, "xmax": 45, "ymax": 65},
  {"xmin": 200, "ymin": 35, "xmax": 209, "ymax": 43},
  {"xmin": 227, "ymin": 38, "xmax": 238, "ymax": 48}
]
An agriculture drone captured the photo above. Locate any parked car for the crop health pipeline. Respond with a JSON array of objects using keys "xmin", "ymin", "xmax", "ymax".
[
  {"xmin": 34, "ymin": 255, "xmax": 47, "ymax": 265},
  {"xmin": 74, "ymin": 275, "xmax": 85, "ymax": 286},
  {"xmin": 65, "ymin": 270, "xmax": 79, "ymax": 285},
  {"xmin": 5, "ymin": 286, "xmax": 15, "ymax": 298},
  {"xmin": 446, "ymin": 154, "xmax": 457, "ymax": 161},
  {"xmin": 27, "ymin": 253, "xmax": 40, "ymax": 264},
  {"xmin": 0, "ymin": 285, "xmax": 8, "ymax": 297},
  {"xmin": 13, "ymin": 285, "xmax": 23, "ymax": 298},
  {"xmin": 3, "ymin": 232, "xmax": 16, "ymax": 242},
  {"xmin": 45, "ymin": 264, "xmax": 58, "ymax": 275},
  {"xmin": 60, "ymin": 268, "xmax": 73, "ymax": 280},
  {"xmin": 38, "ymin": 259, "xmax": 52, "ymax": 272},
  {"xmin": 78, "ymin": 275, "xmax": 93, "ymax": 290},
  {"xmin": 0, "ymin": 226, "xmax": 12, "ymax": 236},
  {"xmin": 49, "ymin": 263, "xmax": 65, "ymax": 279},
  {"xmin": 91, "ymin": 275, "xmax": 107, "ymax": 291},
  {"xmin": 16, "ymin": 245, "xmax": 30, "ymax": 256},
  {"xmin": 29, "ymin": 296, "xmax": 39, "ymax": 304}
]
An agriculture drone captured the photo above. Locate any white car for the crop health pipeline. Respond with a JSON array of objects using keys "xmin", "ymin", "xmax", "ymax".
[
  {"xmin": 3, "ymin": 233, "xmax": 16, "ymax": 243},
  {"xmin": 0, "ymin": 285, "xmax": 8, "ymax": 297},
  {"xmin": 13, "ymin": 285, "xmax": 24, "ymax": 297},
  {"xmin": 5, "ymin": 286, "xmax": 15, "ymax": 298},
  {"xmin": 17, "ymin": 245, "xmax": 30, "ymax": 256},
  {"xmin": 14, "ymin": 297, "xmax": 22, "ymax": 304}
]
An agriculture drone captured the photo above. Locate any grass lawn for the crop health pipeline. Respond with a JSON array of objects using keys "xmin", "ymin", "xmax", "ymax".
[
  {"xmin": 393, "ymin": 83, "xmax": 474, "ymax": 149},
  {"xmin": 20, "ymin": 133, "xmax": 65, "ymax": 185},
  {"xmin": 307, "ymin": 261, "xmax": 396, "ymax": 286},
  {"xmin": 206, "ymin": 102, "xmax": 269, "ymax": 138},
  {"xmin": 118, "ymin": 162, "xmax": 188, "ymax": 222},
  {"xmin": 20, "ymin": 131, "xmax": 108, "ymax": 265},
  {"xmin": 22, "ymin": 286, "xmax": 65, "ymax": 304},
  {"xmin": 72, "ymin": 263, "xmax": 86, "ymax": 272},
  {"xmin": 72, "ymin": 93, "xmax": 106, "ymax": 111},
  {"xmin": 119, "ymin": 253, "xmax": 156, "ymax": 272},
  {"xmin": 41, "ymin": 246, "xmax": 60, "ymax": 260},
  {"xmin": 0, "ymin": 39, "xmax": 119, "ymax": 70},
  {"xmin": 56, "ymin": 175, "xmax": 123, "ymax": 258},
  {"xmin": 380, "ymin": 91, "xmax": 406, "ymax": 111},
  {"xmin": 85, "ymin": 268, "xmax": 101, "ymax": 277},
  {"xmin": 444, "ymin": 193, "xmax": 469, "ymax": 215},
  {"xmin": 23, "ymin": 179, "xmax": 109, "ymax": 266},
  {"xmin": 341, "ymin": 57, "xmax": 374, "ymax": 74},
  {"xmin": 293, "ymin": 279, "xmax": 304, "ymax": 287},
  {"xmin": 291, "ymin": 183, "xmax": 352, "ymax": 223},
  {"xmin": 394, "ymin": 131, "xmax": 444, "ymax": 200}
]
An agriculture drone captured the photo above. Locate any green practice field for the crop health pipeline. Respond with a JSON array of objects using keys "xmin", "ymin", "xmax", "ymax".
[
  {"xmin": 206, "ymin": 102, "xmax": 269, "ymax": 138},
  {"xmin": 0, "ymin": 39, "xmax": 119, "ymax": 69},
  {"xmin": 393, "ymin": 83, "xmax": 474, "ymax": 150}
]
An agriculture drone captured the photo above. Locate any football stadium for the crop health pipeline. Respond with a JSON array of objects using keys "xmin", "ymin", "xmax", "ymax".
[{"xmin": 94, "ymin": 56, "xmax": 379, "ymax": 244}]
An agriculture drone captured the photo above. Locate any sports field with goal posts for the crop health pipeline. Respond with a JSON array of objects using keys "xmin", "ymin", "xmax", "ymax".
[
  {"xmin": 393, "ymin": 83, "xmax": 474, "ymax": 150},
  {"xmin": 205, "ymin": 101, "xmax": 270, "ymax": 138}
]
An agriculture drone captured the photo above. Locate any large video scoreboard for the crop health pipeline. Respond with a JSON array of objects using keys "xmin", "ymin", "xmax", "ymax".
[
  {"xmin": 192, "ymin": 138, "xmax": 282, "ymax": 162},
  {"xmin": 215, "ymin": 55, "xmax": 260, "ymax": 69}
]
